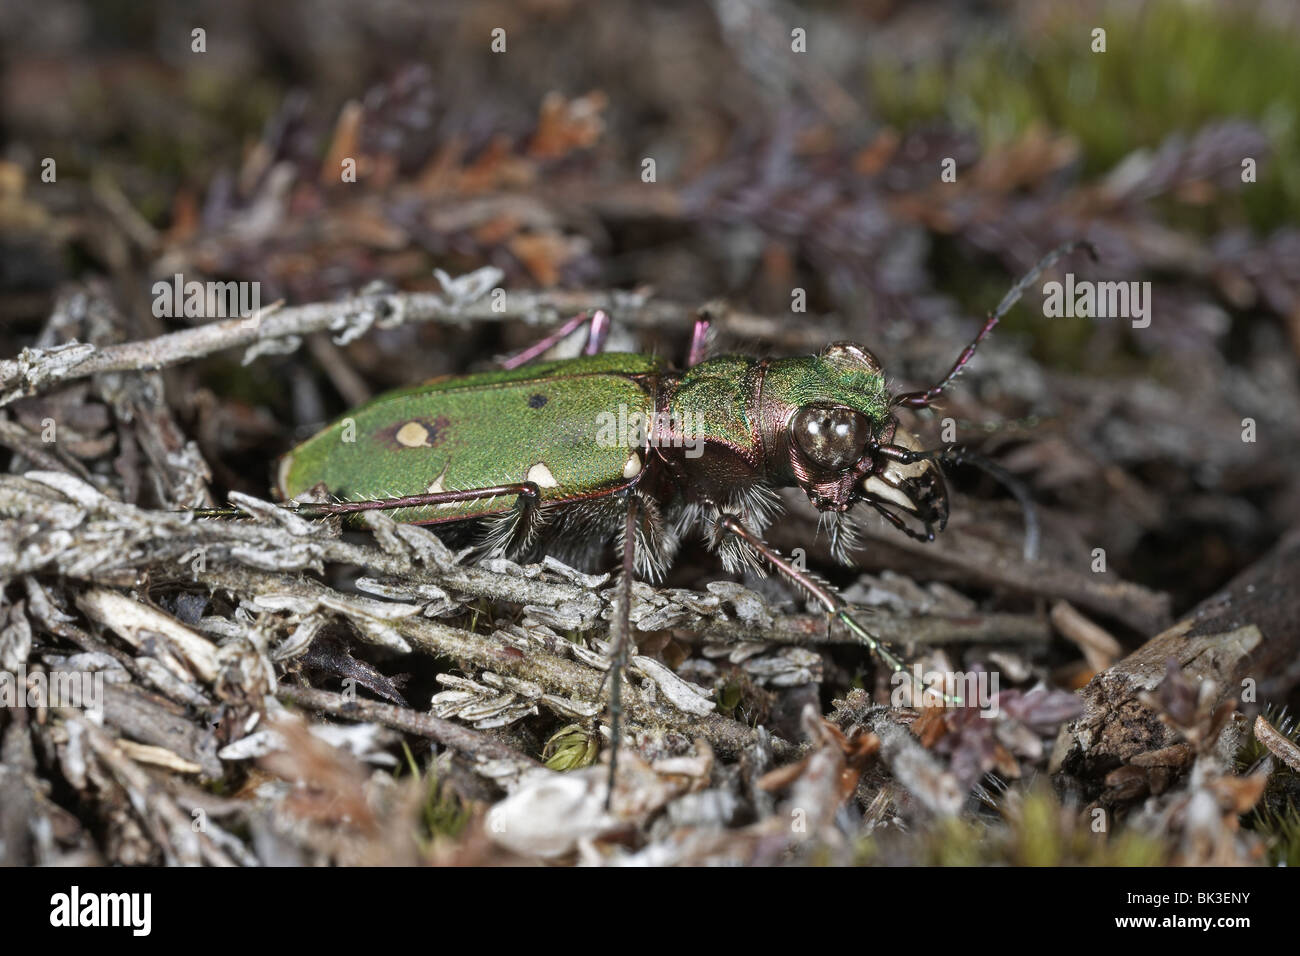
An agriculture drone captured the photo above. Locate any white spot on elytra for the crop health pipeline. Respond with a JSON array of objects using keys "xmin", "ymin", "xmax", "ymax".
[
  {"xmin": 396, "ymin": 421, "xmax": 429, "ymax": 447},
  {"xmin": 276, "ymin": 454, "xmax": 295, "ymax": 496},
  {"xmin": 623, "ymin": 451, "xmax": 642, "ymax": 479},
  {"xmin": 526, "ymin": 462, "xmax": 558, "ymax": 488},
  {"xmin": 426, "ymin": 463, "xmax": 459, "ymax": 507}
]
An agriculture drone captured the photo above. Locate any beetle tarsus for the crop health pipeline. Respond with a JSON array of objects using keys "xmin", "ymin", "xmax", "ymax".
[
  {"xmin": 287, "ymin": 481, "xmax": 542, "ymax": 517},
  {"xmin": 191, "ymin": 507, "xmax": 245, "ymax": 520}
]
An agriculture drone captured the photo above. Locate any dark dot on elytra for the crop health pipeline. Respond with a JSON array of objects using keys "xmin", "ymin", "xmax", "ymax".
[{"xmin": 528, "ymin": 394, "xmax": 548, "ymax": 409}]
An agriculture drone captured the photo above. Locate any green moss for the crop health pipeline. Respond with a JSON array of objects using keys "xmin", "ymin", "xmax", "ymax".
[
  {"xmin": 1237, "ymin": 706, "xmax": 1300, "ymax": 862},
  {"xmin": 716, "ymin": 679, "xmax": 744, "ymax": 716},
  {"xmin": 924, "ymin": 816, "xmax": 989, "ymax": 866},
  {"xmin": 399, "ymin": 743, "xmax": 471, "ymax": 841},
  {"xmin": 542, "ymin": 724, "xmax": 599, "ymax": 771},
  {"xmin": 868, "ymin": 1, "xmax": 1300, "ymax": 231},
  {"xmin": 1253, "ymin": 802, "xmax": 1300, "ymax": 867},
  {"xmin": 1235, "ymin": 706, "xmax": 1297, "ymax": 771},
  {"xmin": 909, "ymin": 784, "xmax": 1168, "ymax": 865}
]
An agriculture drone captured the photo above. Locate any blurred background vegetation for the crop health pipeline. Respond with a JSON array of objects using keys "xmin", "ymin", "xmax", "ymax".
[{"xmin": 3, "ymin": 0, "xmax": 1299, "ymax": 616}]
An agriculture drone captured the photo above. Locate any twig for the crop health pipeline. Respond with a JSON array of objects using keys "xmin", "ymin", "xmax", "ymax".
[
  {"xmin": 690, "ymin": 609, "xmax": 1051, "ymax": 647},
  {"xmin": 1253, "ymin": 714, "xmax": 1300, "ymax": 774},
  {"xmin": 0, "ymin": 273, "xmax": 805, "ymax": 406},
  {"xmin": 1050, "ymin": 600, "xmax": 1124, "ymax": 672},
  {"xmin": 854, "ymin": 518, "xmax": 1172, "ymax": 637},
  {"xmin": 277, "ymin": 684, "xmax": 539, "ymax": 769},
  {"xmin": 202, "ymin": 563, "xmax": 782, "ymax": 757},
  {"xmin": 1061, "ymin": 523, "xmax": 1300, "ymax": 778},
  {"xmin": 76, "ymin": 718, "xmax": 236, "ymax": 866}
]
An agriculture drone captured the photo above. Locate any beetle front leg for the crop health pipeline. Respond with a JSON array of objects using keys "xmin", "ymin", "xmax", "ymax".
[{"xmin": 716, "ymin": 514, "xmax": 960, "ymax": 705}]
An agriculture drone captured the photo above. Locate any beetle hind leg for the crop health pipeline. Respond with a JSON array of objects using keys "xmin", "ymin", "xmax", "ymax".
[{"xmin": 604, "ymin": 495, "xmax": 639, "ymax": 810}]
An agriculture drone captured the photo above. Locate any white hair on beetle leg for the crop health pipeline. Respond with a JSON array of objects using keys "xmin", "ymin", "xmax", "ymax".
[
  {"xmin": 615, "ymin": 492, "xmax": 679, "ymax": 584},
  {"xmin": 819, "ymin": 508, "xmax": 865, "ymax": 566}
]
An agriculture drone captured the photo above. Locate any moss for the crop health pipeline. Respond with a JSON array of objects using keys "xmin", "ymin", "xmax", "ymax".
[
  {"xmin": 907, "ymin": 784, "xmax": 1169, "ymax": 865},
  {"xmin": 542, "ymin": 724, "xmax": 599, "ymax": 771},
  {"xmin": 1237, "ymin": 706, "xmax": 1300, "ymax": 861},
  {"xmin": 924, "ymin": 816, "xmax": 989, "ymax": 866},
  {"xmin": 716, "ymin": 679, "xmax": 744, "ymax": 716},
  {"xmin": 868, "ymin": 1, "xmax": 1300, "ymax": 231},
  {"xmin": 1252, "ymin": 802, "xmax": 1300, "ymax": 867},
  {"xmin": 1235, "ymin": 705, "xmax": 1297, "ymax": 770},
  {"xmin": 399, "ymin": 743, "xmax": 471, "ymax": 841}
]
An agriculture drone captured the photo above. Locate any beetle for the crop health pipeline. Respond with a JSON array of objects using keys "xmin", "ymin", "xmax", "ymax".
[{"xmin": 268, "ymin": 242, "xmax": 1092, "ymax": 793}]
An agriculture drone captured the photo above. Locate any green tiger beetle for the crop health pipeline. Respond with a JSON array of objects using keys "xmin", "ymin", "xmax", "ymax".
[{"xmin": 241, "ymin": 241, "xmax": 1091, "ymax": 801}]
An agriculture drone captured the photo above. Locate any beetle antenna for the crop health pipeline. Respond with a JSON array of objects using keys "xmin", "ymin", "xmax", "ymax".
[
  {"xmin": 938, "ymin": 446, "xmax": 1041, "ymax": 562},
  {"xmin": 892, "ymin": 240, "xmax": 1097, "ymax": 410}
]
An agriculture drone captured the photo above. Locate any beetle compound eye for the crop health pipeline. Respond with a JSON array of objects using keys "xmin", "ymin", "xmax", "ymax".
[{"xmin": 791, "ymin": 405, "xmax": 869, "ymax": 471}]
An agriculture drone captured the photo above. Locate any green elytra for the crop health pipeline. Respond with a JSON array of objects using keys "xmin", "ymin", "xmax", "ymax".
[{"xmin": 278, "ymin": 352, "xmax": 663, "ymax": 524}]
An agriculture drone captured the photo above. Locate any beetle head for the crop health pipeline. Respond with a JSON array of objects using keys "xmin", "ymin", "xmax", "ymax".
[{"xmin": 772, "ymin": 343, "xmax": 949, "ymax": 541}]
